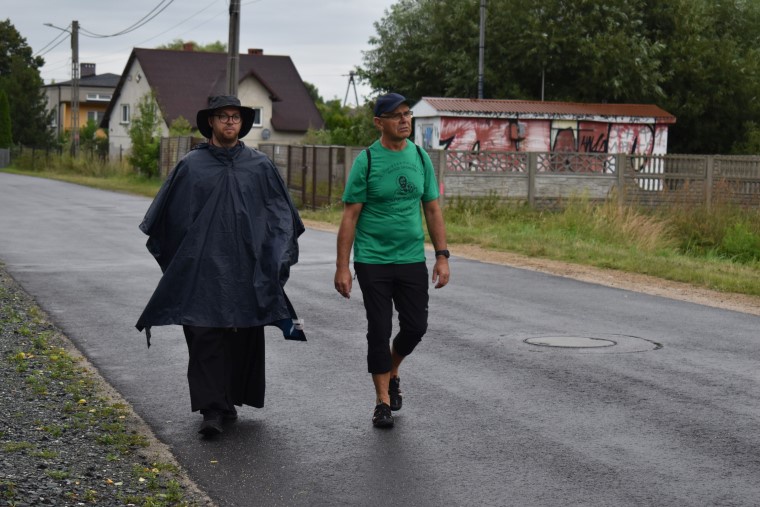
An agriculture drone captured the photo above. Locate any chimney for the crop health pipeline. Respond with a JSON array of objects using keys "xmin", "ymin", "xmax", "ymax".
[
  {"xmin": 248, "ymin": 48, "xmax": 263, "ymax": 55},
  {"xmin": 183, "ymin": 42, "xmax": 195, "ymax": 51},
  {"xmin": 80, "ymin": 63, "xmax": 96, "ymax": 78}
]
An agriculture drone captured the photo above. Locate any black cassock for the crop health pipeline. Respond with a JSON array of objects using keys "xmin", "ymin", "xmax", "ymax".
[{"xmin": 136, "ymin": 142, "xmax": 305, "ymax": 408}]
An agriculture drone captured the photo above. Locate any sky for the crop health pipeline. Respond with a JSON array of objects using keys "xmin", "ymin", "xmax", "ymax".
[{"xmin": 5, "ymin": 0, "xmax": 398, "ymax": 104}]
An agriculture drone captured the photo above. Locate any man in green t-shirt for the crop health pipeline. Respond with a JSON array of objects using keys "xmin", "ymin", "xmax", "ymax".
[{"xmin": 335, "ymin": 93, "xmax": 451, "ymax": 428}]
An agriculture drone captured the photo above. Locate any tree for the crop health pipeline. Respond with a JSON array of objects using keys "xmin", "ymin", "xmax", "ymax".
[
  {"xmin": 303, "ymin": 81, "xmax": 323, "ymax": 105},
  {"xmin": 128, "ymin": 92, "xmax": 161, "ymax": 177},
  {"xmin": 359, "ymin": 0, "xmax": 760, "ymax": 154},
  {"xmin": 156, "ymin": 39, "xmax": 227, "ymax": 52},
  {"xmin": 302, "ymin": 98, "xmax": 377, "ymax": 147},
  {"xmin": 501, "ymin": 0, "xmax": 665, "ymax": 102},
  {"xmin": 169, "ymin": 116, "xmax": 192, "ymax": 136},
  {"xmin": 79, "ymin": 119, "xmax": 99, "ymax": 152},
  {"xmin": 359, "ymin": 0, "xmax": 481, "ymax": 99},
  {"xmin": 640, "ymin": 0, "xmax": 760, "ymax": 154},
  {"xmin": 0, "ymin": 19, "xmax": 54, "ymax": 147},
  {"xmin": 300, "ymin": 83, "xmax": 377, "ymax": 146},
  {"xmin": 361, "ymin": 0, "xmax": 664, "ymax": 102},
  {"xmin": 0, "ymin": 89, "xmax": 11, "ymax": 148}
]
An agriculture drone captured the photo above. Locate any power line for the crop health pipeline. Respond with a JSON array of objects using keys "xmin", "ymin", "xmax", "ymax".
[
  {"xmin": 129, "ymin": 0, "xmax": 223, "ymax": 47},
  {"xmin": 79, "ymin": 0, "xmax": 176, "ymax": 38},
  {"xmin": 34, "ymin": 28, "xmax": 70, "ymax": 58},
  {"xmin": 40, "ymin": 0, "xmax": 223, "ymax": 79}
]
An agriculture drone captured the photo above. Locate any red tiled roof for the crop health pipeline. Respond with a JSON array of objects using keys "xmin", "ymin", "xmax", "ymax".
[
  {"xmin": 418, "ymin": 97, "xmax": 676, "ymax": 124},
  {"xmin": 103, "ymin": 48, "xmax": 323, "ymax": 132}
]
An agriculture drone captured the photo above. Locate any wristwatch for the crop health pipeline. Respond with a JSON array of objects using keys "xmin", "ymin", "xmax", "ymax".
[{"xmin": 435, "ymin": 249, "xmax": 450, "ymax": 259}]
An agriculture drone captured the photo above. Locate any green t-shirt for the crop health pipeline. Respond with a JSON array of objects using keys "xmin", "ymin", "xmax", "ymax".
[{"xmin": 342, "ymin": 140, "xmax": 440, "ymax": 264}]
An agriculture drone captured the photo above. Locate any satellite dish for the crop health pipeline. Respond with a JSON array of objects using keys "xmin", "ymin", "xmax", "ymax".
[{"xmin": 262, "ymin": 128, "xmax": 271, "ymax": 140}]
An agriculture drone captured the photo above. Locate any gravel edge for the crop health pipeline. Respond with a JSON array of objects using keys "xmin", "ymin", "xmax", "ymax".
[{"xmin": 0, "ymin": 265, "xmax": 215, "ymax": 507}]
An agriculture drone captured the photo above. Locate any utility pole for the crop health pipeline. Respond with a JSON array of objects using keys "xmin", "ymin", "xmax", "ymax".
[
  {"xmin": 343, "ymin": 71, "xmax": 359, "ymax": 107},
  {"xmin": 227, "ymin": 0, "xmax": 240, "ymax": 96},
  {"xmin": 477, "ymin": 0, "xmax": 486, "ymax": 99},
  {"xmin": 43, "ymin": 20, "xmax": 79, "ymax": 155},
  {"xmin": 71, "ymin": 20, "xmax": 79, "ymax": 156}
]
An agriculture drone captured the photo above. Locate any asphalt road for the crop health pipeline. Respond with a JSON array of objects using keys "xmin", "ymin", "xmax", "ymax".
[{"xmin": 1, "ymin": 172, "xmax": 759, "ymax": 507}]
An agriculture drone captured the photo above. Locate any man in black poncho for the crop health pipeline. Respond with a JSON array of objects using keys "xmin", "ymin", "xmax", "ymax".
[{"xmin": 136, "ymin": 95, "xmax": 306, "ymax": 437}]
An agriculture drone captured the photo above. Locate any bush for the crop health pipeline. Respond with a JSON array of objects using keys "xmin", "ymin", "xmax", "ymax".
[{"xmin": 169, "ymin": 116, "xmax": 193, "ymax": 136}]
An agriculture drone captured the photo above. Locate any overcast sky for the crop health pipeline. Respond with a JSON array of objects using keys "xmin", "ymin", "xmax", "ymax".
[{"xmin": 6, "ymin": 0, "xmax": 397, "ymax": 104}]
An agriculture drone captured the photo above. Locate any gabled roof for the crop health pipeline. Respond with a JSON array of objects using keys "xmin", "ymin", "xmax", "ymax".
[
  {"xmin": 43, "ymin": 73, "xmax": 121, "ymax": 89},
  {"xmin": 102, "ymin": 48, "xmax": 323, "ymax": 132},
  {"xmin": 415, "ymin": 97, "xmax": 676, "ymax": 124}
]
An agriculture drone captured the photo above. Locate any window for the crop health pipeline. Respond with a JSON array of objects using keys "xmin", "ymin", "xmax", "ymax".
[
  {"xmin": 120, "ymin": 104, "xmax": 130, "ymax": 124},
  {"xmin": 86, "ymin": 93, "xmax": 112, "ymax": 102},
  {"xmin": 87, "ymin": 111, "xmax": 102, "ymax": 123},
  {"xmin": 252, "ymin": 108, "xmax": 262, "ymax": 127}
]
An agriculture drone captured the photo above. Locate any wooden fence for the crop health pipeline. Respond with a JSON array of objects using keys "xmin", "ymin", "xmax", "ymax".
[
  {"xmin": 160, "ymin": 139, "xmax": 760, "ymax": 210},
  {"xmin": 257, "ymin": 144, "xmax": 361, "ymax": 208},
  {"xmin": 159, "ymin": 136, "xmax": 205, "ymax": 178}
]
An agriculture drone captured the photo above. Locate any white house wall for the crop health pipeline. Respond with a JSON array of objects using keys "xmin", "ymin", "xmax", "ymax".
[
  {"xmin": 196, "ymin": 78, "xmax": 308, "ymax": 147},
  {"xmin": 107, "ymin": 59, "xmax": 167, "ymax": 158},
  {"xmin": 237, "ymin": 78, "xmax": 305, "ymax": 147}
]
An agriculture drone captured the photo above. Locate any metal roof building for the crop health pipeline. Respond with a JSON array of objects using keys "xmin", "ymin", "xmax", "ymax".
[{"xmin": 412, "ymin": 97, "xmax": 676, "ymax": 155}]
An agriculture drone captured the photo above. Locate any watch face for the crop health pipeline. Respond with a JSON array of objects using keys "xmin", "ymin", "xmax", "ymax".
[{"xmin": 436, "ymin": 250, "xmax": 450, "ymax": 258}]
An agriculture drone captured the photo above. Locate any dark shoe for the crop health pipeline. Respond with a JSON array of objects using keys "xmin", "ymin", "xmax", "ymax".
[
  {"xmin": 388, "ymin": 376, "xmax": 402, "ymax": 411},
  {"xmin": 222, "ymin": 407, "xmax": 238, "ymax": 422},
  {"xmin": 372, "ymin": 402, "xmax": 394, "ymax": 428},
  {"xmin": 198, "ymin": 411, "xmax": 223, "ymax": 436}
]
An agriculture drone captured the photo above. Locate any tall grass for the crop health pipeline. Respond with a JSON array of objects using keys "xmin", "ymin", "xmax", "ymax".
[
  {"xmin": 664, "ymin": 201, "xmax": 760, "ymax": 263},
  {"xmin": 6, "ymin": 152, "xmax": 161, "ymax": 198},
  {"xmin": 13, "ymin": 148, "xmax": 126, "ymax": 177},
  {"xmin": 442, "ymin": 195, "xmax": 759, "ymax": 295}
]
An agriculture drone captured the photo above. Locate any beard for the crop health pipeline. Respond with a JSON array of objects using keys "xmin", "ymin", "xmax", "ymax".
[{"xmin": 213, "ymin": 126, "xmax": 241, "ymax": 147}]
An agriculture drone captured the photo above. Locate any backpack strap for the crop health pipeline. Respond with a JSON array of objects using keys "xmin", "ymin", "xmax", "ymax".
[{"xmin": 415, "ymin": 144, "xmax": 426, "ymax": 170}]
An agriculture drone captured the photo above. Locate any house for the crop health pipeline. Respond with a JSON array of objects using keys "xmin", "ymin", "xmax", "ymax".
[
  {"xmin": 412, "ymin": 97, "xmax": 676, "ymax": 157},
  {"xmin": 101, "ymin": 47, "xmax": 324, "ymax": 158},
  {"xmin": 42, "ymin": 63, "xmax": 120, "ymax": 140}
]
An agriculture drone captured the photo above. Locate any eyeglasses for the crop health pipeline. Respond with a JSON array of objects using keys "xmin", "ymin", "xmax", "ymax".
[
  {"xmin": 379, "ymin": 110, "xmax": 413, "ymax": 121},
  {"xmin": 213, "ymin": 113, "xmax": 242, "ymax": 124}
]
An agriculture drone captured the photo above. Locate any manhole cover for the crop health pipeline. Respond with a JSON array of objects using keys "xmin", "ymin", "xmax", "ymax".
[
  {"xmin": 522, "ymin": 334, "xmax": 662, "ymax": 353},
  {"xmin": 525, "ymin": 336, "xmax": 616, "ymax": 348}
]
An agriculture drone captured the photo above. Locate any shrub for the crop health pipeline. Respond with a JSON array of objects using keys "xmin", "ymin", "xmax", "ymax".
[{"xmin": 128, "ymin": 92, "xmax": 161, "ymax": 177}]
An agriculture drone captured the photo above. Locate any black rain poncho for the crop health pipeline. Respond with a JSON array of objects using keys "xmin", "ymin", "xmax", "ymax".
[{"xmin": 135, "ymin": 142, "xmax": 306, "ymax": 345}]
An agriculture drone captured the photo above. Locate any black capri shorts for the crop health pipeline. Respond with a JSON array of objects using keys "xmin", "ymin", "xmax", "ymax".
[{"xmin": 354, "ymin": 261, "xmax": 429, "ymax": 374}]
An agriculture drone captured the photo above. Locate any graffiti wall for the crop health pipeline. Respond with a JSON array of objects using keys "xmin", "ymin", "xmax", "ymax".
[{"xmin": 437, "ymin": 117, "xmax": 669, "ymax": 157}]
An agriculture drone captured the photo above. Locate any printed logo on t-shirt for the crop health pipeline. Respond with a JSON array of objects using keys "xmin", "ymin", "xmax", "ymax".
[
  {"xmin": 384, "ymin": 162, "xmax": 422, "ymax": 212},
  {"xmin": 396, "ymin": 175, "xmax": 417, "ymax": 196}
]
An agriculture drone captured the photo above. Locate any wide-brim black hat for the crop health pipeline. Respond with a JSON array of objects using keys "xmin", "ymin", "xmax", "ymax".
[{"xmin": 196, "ymin": 95, "xmax": 255, "ymax": 140}]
